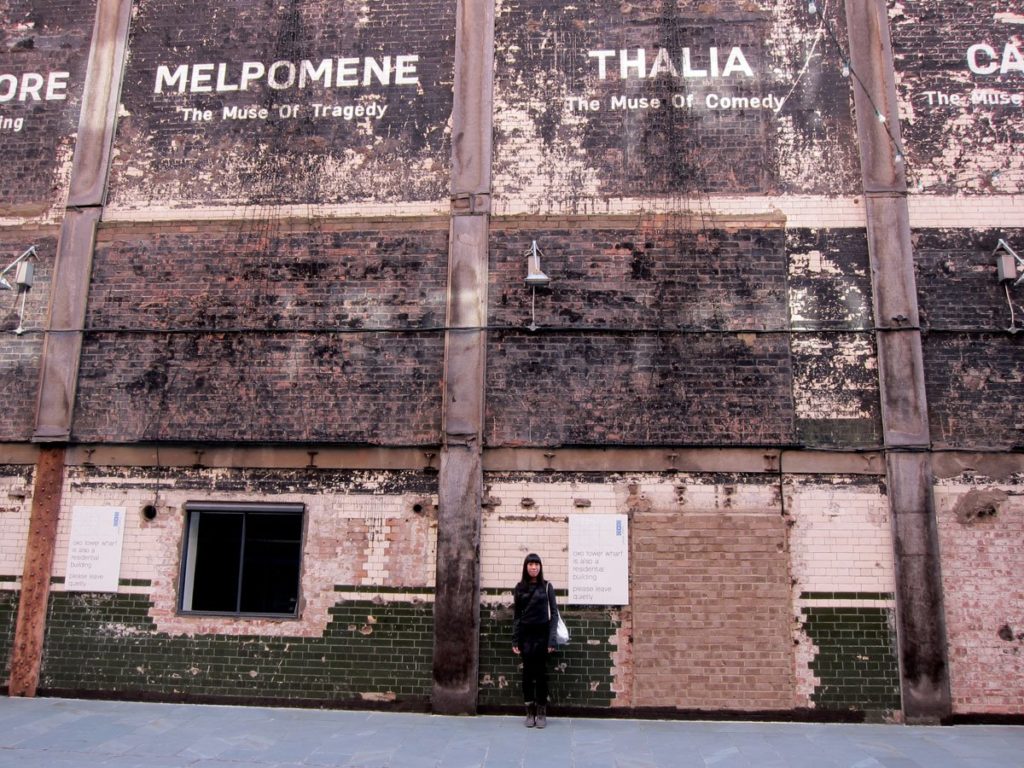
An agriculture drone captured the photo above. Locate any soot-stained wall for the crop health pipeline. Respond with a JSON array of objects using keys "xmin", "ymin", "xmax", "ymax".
[
  {"xmin": 0, "ymin": 0, "xmax": 93, "ymax": 217},
  {"xmin": 72, "ymin": 223, "xmax": 448, "ymax": 444},
  {"xmin": 486, "ymin": 223, "xmax": 794, "ymax": 446},
  {"xmin": 891, "ymin": 2, "xmax": 1024, "ymax": 196},
  {"xmin": 107, "ymin": 0, "xmax": 455, "ymax": 210},
  {"xmin": 486, "ymin": 223, "xmax": 881, "ymax": 448},
  {"xmin": 0, "ymin": 232, "xmax": 54, "ymax": 440},
  {"xmin": 915, "ymin": 228, "xmax": 1024, "ymax": 450},
  {"xmin": 491, "ymin": 0, "xmax": 859, "ymax": 213}
]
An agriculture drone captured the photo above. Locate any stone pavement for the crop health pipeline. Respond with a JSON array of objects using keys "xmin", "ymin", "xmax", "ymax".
[{"xmin": 0, "ymin": 697, "xmax": 1021, "ymax": 768}]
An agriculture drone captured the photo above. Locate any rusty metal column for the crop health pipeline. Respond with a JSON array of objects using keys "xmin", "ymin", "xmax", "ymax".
[
  {"xmin": 431, "ymin": 0, "xmax": 494, "ymax": 714},
  {"xmin": 846, "ymin": 0, "xmax": 951, "ymax": 722},
  {"xmin": 8, "ymin": 0, "xmax": 132, "ymax": 697}
]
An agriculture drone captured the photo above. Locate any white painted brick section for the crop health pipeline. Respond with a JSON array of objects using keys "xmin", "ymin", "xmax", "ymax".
[
  {"xmin": 53, "ymin": 469, "xmax": 436, "ymax": 638},
  {"xmin": 0, "ymin": 471, "xmax": 33, "ymax": 581},
  {"xmin": 787, "ymin": 481, "xmax": 894, "ymax": 595}
]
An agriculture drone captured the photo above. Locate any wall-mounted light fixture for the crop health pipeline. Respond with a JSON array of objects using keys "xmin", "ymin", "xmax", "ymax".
[
  {"xmin": 524, "ymin": 241, "xmax": 551, "ymax": 331},
  {"xmin": 994, "ymin": 239, "xmax": 1023, "ymax": 333},
  {"xmin": 994, "ymin": 239, "xmax": 1022, "ymax": 287},
  {"xmin": 0, "ymin": 246, "xmax": 37, "ymax": 335}
]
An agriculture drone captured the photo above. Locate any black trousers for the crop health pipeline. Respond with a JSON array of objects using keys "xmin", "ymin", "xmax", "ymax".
[{"xmin": 520, "ymin": 623, "xmax": 550, "ymax": 705}]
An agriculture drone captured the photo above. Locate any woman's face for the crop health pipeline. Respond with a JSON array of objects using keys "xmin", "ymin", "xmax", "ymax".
[{"xmin": 526, "ymin": 561, "xmax": 541, "ymax": 579}]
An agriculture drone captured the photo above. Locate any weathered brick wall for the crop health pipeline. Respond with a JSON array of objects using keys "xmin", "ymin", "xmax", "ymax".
[
  {"xmin": 0, "ymin": 465, "xmax": 33, "ymax": 691},
  {"xmin": 479, "ymin": 473, "xmax": 899, "ymax": 715},
  {"xmin": 479, "ymin": 592, "xmax": 619, "ymax": 709},
  {"xmin": 0, "ymin": 587, "xmax": 17, "ymax": 689},
  {"xmin": 0, "ymin": 0, "xmax": 93, "ymax": 217},
  {"xmin": 0, "ymin": 465, "xmax": 34, "ymax": 578},
  {"xmin": 35, "ymin": 466, "xmax": 441, "ymax": 703},
  {"xmin": 492, "ymin": 0, "xmax": 859, "ymax": 214},
  {"xmin": 631, "ymin": 477, "xmax": 794, "ymax": 711},
  {"xmin": 486, "ymin": 224, "xmax": 882, "ymax": 448},
  {"xmin": 107, "ymin": 0, "xmax": 455, "ymax": 210},
  {"xmin": 915, "ymin": 228, "xmax": 1024, "ymax": 449},
  {"xmin": 72, "ymin": 223, "xmax": 447, "ymax": 443},
  {"xmin": 787, "ymin": 476, "xmax": 901, "ymax": 717},
  {"xmin": 787, "ymin": 228, "xmax": 882, "ymax": 447},
  {"xmin": 891, "ymin": 2, "xmax": 1024, "ymax": 196},
  {"xmin": 0, "ymin": 234, "xmax": 55, "ymax": 440},
  {"xmin": 935, "ymin": 475, "xmax": 1024, "ymax": 715},
  {"xmin": 487, "ymin": 224, "xmax": 794, "ymax": 446},
  {"xmin": 41, "ymin": 591, "xmax": 436, "ymax": 706},
  {"xmin": 50, "ymin": 466, "xmax": 437, "ymax": 637}
]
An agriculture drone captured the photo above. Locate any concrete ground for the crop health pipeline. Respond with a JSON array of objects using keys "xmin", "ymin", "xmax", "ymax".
[{"xmin": 0, "ymin": 697, "xmax": 1021, "ymax": 768}]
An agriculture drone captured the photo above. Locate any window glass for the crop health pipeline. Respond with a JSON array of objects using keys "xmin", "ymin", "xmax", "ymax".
[{"xmin": 180, "ymin": 503, "xmax": 304, "ymax": 617}]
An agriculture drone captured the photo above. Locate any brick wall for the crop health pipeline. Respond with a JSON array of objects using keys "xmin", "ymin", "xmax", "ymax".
[
  {"xmin": 0, "ymin": 465, "xmax": 34, "ymax": 580},
  {"xmin": 479, "ymin": 591, "xmax": 619, "ymax": 709},
  {"xmin": 891, "ymin": 2, "xmax": 1024, "ymax": 196},
  {"xmin": 41, "ymin": 590, "xmax": 436, "ymax": 706},
  {"xmin": 915, "ymin": 228, "xmax": 1024, "ymax": 450},
  {"xmin": 631, "ymin": 483, "xmax": 794, "ymax": 711},
  {"xmin": 936, "ymin": 476, "xmax": 1024, "ymax": 715},
  {"xmin": 72, "ymin": 223, "xmax": 447, "ymax": 444},
  {"xmin": 0, "ymin": 0, "xmax": 93, "ymax": 216},
  {"xmin": 787, "ymin": 228, "xmax": 881, "ymax": 447},
  {"xmin": 107, "ymin": 0, "xmax": 455, "ymax": 210},
  {"xmin": 0, "ymin": 234, "xmax": 55, "ymax": 441},
  {"xmin": 491, "ymin": 0, "xmax": 859, "ymax": 214},
  {"xmin": 487, "ymin": 224, "xmax": 795, "ymax": 446},
  {"xmin": 786, "ymin": 476, "xmax": 900, "ymax": 717}
]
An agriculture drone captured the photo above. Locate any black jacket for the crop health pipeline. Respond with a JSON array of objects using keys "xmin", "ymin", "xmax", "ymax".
[{"xmin": 512, "ymin": 580, "xmax": 559, "ymax": 649}]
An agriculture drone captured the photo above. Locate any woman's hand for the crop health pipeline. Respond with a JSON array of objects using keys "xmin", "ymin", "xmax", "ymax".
[
  {"xmin": 548, "ymin": 646, "xmax": 555, "ymax": 653},
  {"xmin": 512, "ymin": 645, "xmax": 520, "ymax": 655}
]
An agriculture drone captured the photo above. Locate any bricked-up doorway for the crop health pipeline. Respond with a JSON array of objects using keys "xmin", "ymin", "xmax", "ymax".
[{"xmin": 631, "ymin": 509, "xmax": 794, "ymax": 710}]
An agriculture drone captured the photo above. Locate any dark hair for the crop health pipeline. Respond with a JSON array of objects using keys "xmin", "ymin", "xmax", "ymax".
[{"xmin": 519, "ymin": 553, "xmax": 545, "ymax": 586}]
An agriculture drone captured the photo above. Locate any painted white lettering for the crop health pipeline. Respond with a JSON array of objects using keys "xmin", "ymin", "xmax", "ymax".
[
  {"xmin": 394, "ymin": 55, "xmax": 418, "ymax": 85},
  {"xmin": 300, "ymin": 59, "xmax": 331, "ymax": 88},
  {"xmin": 968, "ymin": 44, "xmax": 1000, "ymax": 75},
  {"xmin": 1003, "ymin": 42, "xmax": 1024, "ymax": 74},
  {"xmin": 45, "ymin": 71, "xmax": 68, "ymax": 100},
  {"xmin": 215, "ymin": 63, "xmax": 239, "ymax": 92},
  {"xmin": 589, "ymin": 50, "xmax": 616, "ymax": 80},
  {"xmin": 681, "ymin": 48, "xmax": 708, "ymax": 78},
  {"xmin": 222, "ymin": 104, "xmax": 269, "ymax": 120},
  {"xmin": 722, "ymin": 47, "xmax": 754, "ymax": 78},
  {"xmin": 18, "ymin": 72, "xmax": 43, "ymax": 101},
  {"xmin": 154, "ymin": 64, "xmax": 188, "ymax": 94},
  {"xmin": 190, "ymin": 63, "xmax": 214, "ymax": 93},
  {"xmin": 0, "ymin": 116, "xmax": 25, "ymax": 132},
  {"xmin": 239, "ymin": 61, "xmax": 266, "ymax": 91},
  {"xmin": 648, "ymin": 48, "xmax": 678, "ymax": 79},
  {"xmin": 620, "ymin": 48, "xmax": 646, "ymax": 79},
  {"xmin": 363, "ymin": 56, "xmax": 391, "ymax": 86},
  {"xmin": 268, "ymin": 61, "xmax": 296, "ymax": 89},
  {"xmin": 336, "ymin": 58, "xmax": 359, "ymax": 86}
]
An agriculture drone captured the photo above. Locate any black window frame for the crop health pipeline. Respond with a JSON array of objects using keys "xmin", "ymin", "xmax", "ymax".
[{"xmin": 178, "ymin": 501, "xmax": 305, "ymax": 618}]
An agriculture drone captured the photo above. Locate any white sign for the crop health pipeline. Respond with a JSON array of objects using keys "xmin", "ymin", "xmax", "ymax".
[
  {"xmin": 569, "ymin": 514, "xmax": 629, "ymax": 605},
  {"xmin": 65, "ymin": 506, "xmax": 126, "ymax": 592}
]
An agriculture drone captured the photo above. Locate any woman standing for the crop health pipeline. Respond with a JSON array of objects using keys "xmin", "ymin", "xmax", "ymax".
[{"xmin": 512, "ymin": 552, "xmax": 559, "ymax": 728}]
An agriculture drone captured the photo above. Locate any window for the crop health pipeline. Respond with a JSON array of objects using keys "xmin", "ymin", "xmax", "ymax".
[{"xmin": 179, "ymin": 502, "xmax": 304, "ymax": 617}]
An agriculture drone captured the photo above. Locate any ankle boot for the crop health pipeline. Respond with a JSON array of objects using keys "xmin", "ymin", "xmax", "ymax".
[
  {"xmin": 535, "ymin": 705, "xmax": 547, "ymax": 729},
  {"xmin": 524, "ymin": 702, "xmax": 536, "ymax": 727}
]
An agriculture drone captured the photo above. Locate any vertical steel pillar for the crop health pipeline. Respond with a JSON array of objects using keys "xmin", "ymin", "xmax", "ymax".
[
  {"xmin": 431, "ymin": 0, "xmax": 495, "ymax": 714},
  {"xmin": 845, "ymin": 0, "xmax": 952, "ymax": 722}
]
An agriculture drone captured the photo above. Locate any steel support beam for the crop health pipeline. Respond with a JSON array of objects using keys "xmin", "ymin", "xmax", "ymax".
[
  {"xmin": 431, "ymin": 0, "xmax": 494, "ymax": 714},
  {"xmin": 8, "ymin": 447, "xmax": 66, "ymax": 696},
  {"xmin": 34, "ymin": 0, "xmax": 132, "ymax": 440},
  {"xmin": 845, "ymin": 0, "xmax": 951, "ymax": 722}
]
